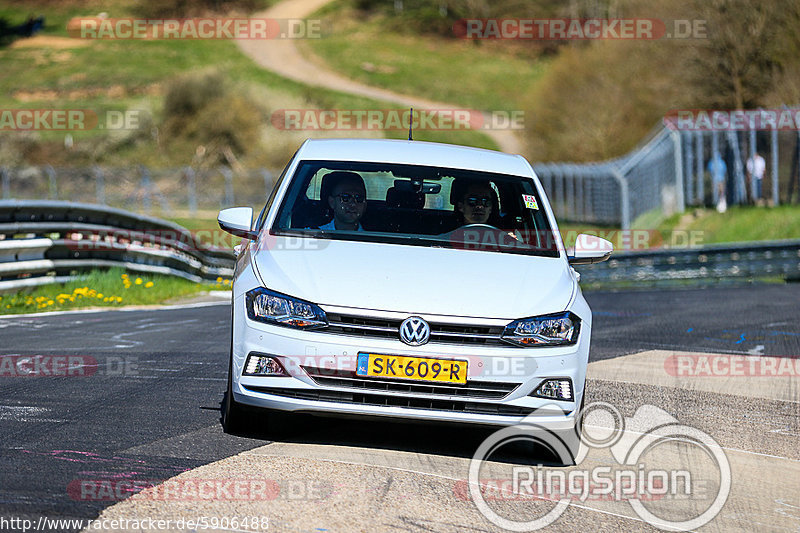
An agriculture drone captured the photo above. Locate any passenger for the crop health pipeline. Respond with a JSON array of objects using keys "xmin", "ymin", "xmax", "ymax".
[
  {"xmin": 318, "ymin": 171, "xmax": 367, "ymax": 231},
  {"xmin": 455, "ymin": 182, "xmax": 496, "ymax": 226}
]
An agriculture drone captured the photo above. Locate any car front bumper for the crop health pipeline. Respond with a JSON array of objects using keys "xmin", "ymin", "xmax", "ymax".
[{"xmin": 231, "ymin": 295, "xmax": 590, "ymax": 430}]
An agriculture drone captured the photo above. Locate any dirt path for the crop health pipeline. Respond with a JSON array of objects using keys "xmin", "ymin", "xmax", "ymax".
[{"xmin": 236, "ymin": 0, "xmax": 523, "ymax": 154}]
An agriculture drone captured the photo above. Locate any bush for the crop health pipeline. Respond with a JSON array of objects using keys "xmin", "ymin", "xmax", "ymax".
[
  {"xmin": 136, "ymin": 0, "xmax": 264, "ymax": 18},
  {"xmin": 161, "ymin": 71, "xmax": 263, "ymax": 161}
]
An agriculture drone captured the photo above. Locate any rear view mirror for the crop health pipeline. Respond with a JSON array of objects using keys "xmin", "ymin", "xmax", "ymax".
[
  {"xmin": 567, "ymin": 233, "xmax": 613, "ymax": 265},
  {"xmin": 218, "ymin": 207, "xmax": 258, "ymax": 240}
]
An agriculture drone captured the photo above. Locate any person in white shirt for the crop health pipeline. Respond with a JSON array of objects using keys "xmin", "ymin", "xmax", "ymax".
[
  {"xmin": 746, "ymin": 152, "xmax": 766, "ymax": 204},
  {"xmin": 318, "ymin": 171, "xmax": 367, "ymax": 231}
]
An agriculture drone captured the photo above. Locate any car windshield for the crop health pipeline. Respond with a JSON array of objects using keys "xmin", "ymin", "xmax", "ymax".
[{"xmin": 271, "ymin": 160, "xmax": 559, "ymax": 256}]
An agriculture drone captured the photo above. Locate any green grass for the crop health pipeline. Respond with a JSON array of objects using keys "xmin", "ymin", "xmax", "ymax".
[
  {"xmin": 305, "ymin": 2, "xmax": 548, "ymax": 113},
  {"xmin": 659, "ymin": 205, "xmax": 800, "ymax": 245},
  {"xmin": 0, "ymin": 267, "xmax": 229, "ymax": 315},
  {"xmin": 0, "ymin": 0, "xmax": 497, "ymax": 167}
]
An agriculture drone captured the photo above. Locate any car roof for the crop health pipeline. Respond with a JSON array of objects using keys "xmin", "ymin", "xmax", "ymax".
[{"xmin": 294, "ymin": 138, "xmax": 534, "ymax": 177}]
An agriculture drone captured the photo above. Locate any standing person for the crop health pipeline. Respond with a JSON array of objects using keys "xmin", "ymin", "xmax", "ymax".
[
  {"xmin": 746, "ymin": 152, "xmax": 766, "ymax": 205},
  {"xmin": 708, "ymin": 152, "xmax": 727, "ymax": 213}
]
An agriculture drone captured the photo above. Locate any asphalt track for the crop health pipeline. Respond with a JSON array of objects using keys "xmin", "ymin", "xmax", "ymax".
[{"xmin": 0, "ymin": 284, "xmax": 798, "ymax": 532}]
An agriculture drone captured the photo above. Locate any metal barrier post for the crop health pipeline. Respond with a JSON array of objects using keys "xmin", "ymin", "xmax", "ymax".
[
  {"xmin": 140, "ymin": 165, "xmax": 152, "ymax": 213},
  {"xmin": 45, "ymin": 165, "xmax": 57, "ymax": 200},
  {"xmin": 612, "ymin": 168, "xmax": 630, "ymax": 230},
  {"xmin": 771, "ymin": 127, "xmax": 779, "ymax": 206},
  {"xmin": 1, "ymin": 168, "xmax": 8, "ymax": 199},
  {"xmin": 261, "ymin": 168, "xmax": 274, "ymax": 197},
  {"xmin": 749, "ymin": 127, "xmax": 757, "ymax": 202},
  {"xmin": 684, "ymin": 131, "xmax": 694, "ymax": 205},
  {"xmin": 94, "ymin": 166, "xmax": 105, "ymax": 204},
  {"xmin": 711, "ymin": 130, "xmax": 720, "ymax": 205},
  {"xmin": 185, "ymin": 166, "xmax": 197, "ymax": 215},
  {"xmin": 222, "ymin": 166, "xmax": 234, "ymax": 207},
  {"xmin": 670, "ymin": 129, "xmax": 685, "ymax": 213},
  {"xmin": 695, "ymin": 131, "xmax": 704, "ymax": 204}
]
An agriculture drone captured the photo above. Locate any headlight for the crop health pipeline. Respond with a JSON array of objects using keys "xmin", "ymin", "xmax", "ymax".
[
  {"xmin": 501, "ymin": 312, "xmax": 580, "ymax": 347},
  {"xmin": 245, "ymin": 288, "xmax": 327, "ymax": 329}
]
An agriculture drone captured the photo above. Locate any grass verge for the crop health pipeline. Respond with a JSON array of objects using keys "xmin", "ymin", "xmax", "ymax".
[
  {"xmin": 305, "ymin": 1, "xmax": 548, "ymax": 113},
  {"xmin": 0, "ymin": 0, "xmax": 497, "ymax": 170},
  {"xmin": 0, "ymin": 268, "xmax": 230, "ymax": 315},
  {"xmin": 658, "ymin": 205, "xmax": 800, "ymax": 245}
]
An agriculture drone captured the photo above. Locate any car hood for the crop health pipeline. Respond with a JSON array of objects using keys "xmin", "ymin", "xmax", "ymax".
[{"xmin": 252, "ymin": 237, "xmax": 574, "ymax": 320}]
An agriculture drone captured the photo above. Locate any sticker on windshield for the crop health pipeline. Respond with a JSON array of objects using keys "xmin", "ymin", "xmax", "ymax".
[{"xmin": 522, "ymin": 194, "xmax": 539, "ymax": 210}]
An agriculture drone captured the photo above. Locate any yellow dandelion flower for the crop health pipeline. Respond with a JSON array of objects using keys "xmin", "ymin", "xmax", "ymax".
[
  {"xmin": 103, "ymin": 297, "xmax": 109, "ymax": 302},
  {"xmin": 47, "ymin": 300, "xmax": 54, "ymax": 305},
  {"xmin": 144, "ymin": 281, "xmax": 154, "ymax": 288},
  {"xmin": 115, "ymin": 296, "xmax": 123, "ymax": 303},
  {"xmin": 216, "ymin": 276, "xmax": 223, "ymax": 283},
  {"xmin": 135, "ymin": 278, "xmax": 143, "ymax": 285},
  {"xmin": 223, "ymin": 279, "xmax": 230, "ymax": 285}
]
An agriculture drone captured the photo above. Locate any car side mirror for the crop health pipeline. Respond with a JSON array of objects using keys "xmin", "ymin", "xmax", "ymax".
[
  {"xmin": 567, "ymin": 233, "xmax": 613, "ymax": 265},
  {"xmin": 218, "ymin": 207, "xmax": 258, "ymax": 240}
]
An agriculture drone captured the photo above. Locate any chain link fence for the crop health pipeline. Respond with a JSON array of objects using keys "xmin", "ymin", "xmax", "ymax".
[
  {"xmin": 0, "ymin": 165, "xmax": 278, "ymax": 217},
  {"xmin": 2, "ymin": 117, "xmax": 799, "ymax": 225},
  {"xmin": 535, "ymin": 116, "xmax": 800, "ymax": 229}
]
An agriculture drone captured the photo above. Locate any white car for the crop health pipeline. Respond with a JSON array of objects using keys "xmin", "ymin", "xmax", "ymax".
[{"xmin": 218, "ymin": 139, "xmax": 611, "ymax": 460}]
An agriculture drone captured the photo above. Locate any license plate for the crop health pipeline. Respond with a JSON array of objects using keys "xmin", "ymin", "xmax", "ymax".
[{"xmin": 356, "ymin": 353, "xmax": 468, "ymax": 384}]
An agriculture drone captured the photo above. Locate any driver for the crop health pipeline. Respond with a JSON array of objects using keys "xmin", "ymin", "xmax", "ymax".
[
  {"xmin": 318, "ymin": 171, "xmax": 367, "ymax": 231},
  {"xmin": 456, "ymin": 182, "xmax": 495, "ymax": 226}
]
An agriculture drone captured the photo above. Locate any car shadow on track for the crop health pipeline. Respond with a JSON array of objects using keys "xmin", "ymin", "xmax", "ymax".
[{"xmin": 218, "ymin": 395, "xmax": 565, "ymax": 466}]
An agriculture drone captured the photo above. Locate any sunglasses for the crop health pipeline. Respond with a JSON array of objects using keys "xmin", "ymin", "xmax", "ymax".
[
  {"xmin": 466, "ymin": 196, "xmax": 491, "ymax": 207},
  {"xmin": 335, "ymin": 193, "xmax": 366, "ymax": 204}
]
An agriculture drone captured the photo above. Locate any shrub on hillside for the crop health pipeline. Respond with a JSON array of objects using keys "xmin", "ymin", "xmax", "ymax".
[
  {"xmin": 136, "ymin": 0, "xmax": 263, "ymax": 17},
  {"xmin": 161, "ymin": 71, "xmax": 262, "ymax": 160}
]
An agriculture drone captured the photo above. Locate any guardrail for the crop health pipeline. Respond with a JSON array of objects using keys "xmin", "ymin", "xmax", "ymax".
[
  {"xmin": 1, "ymin": 200, "xmax": 797, "ymax": 293},
  {"xmin": 0, "ymin": 200, "xmax": 235, "ymax": 293},
  {"xmin": 575, "ymin": 239, "xmax": 800, "ymax": 284}
]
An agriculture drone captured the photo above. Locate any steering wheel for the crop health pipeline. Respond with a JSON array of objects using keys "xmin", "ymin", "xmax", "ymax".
[{"xmin": 460, "ymin": 223, "xmax": 501, "ymax": 231}]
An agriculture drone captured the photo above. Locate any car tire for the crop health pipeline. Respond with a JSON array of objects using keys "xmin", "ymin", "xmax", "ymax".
[
  {"xmin": 544, "ymin": 391, "xmax": 586, "ymax": 467},
  {"xmin": 222, "ymin": 351, "xmax": 248, "ymax": 435}
]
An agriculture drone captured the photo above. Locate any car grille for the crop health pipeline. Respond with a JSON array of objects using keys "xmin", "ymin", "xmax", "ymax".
[
  {"xmin": 325, "ymin": 312, "xmax": 509, "ymax": 346},
  {"xmin": 302, "ymin": 366, "xmax": 519, "ymax": 400},
  {"xmin": 244, "ymin": 386, "xmax": 543, "ymax": 417}
]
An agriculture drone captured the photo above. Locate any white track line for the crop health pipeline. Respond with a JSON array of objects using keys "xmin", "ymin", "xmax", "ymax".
[{"xmin": 0, "ymin": 299, "xmax": 229, "ymax": 320}]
